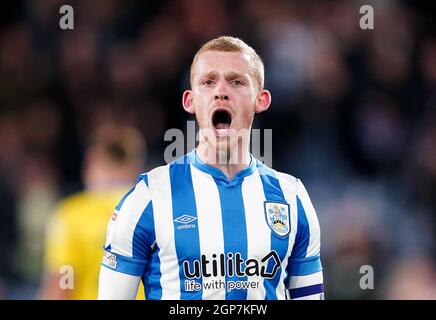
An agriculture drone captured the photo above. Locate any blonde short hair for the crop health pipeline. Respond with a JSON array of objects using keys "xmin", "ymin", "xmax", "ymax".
[{"xmin": 190, "ymin": 36, "xmax": 265, "ymax": 91}]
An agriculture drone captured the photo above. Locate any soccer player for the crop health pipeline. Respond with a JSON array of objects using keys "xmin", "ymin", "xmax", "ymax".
[
  {"xmin": 39, "ymin": 124, "xmax": 146, "ymax": 299},
  {"xmin": 98, "ymin": 36, "xmax": 324, "ymax": 300}
]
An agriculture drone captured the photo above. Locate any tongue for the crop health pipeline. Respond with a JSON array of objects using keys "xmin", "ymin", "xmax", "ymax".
[{"xmin": 215, "ymin": 122, "xmax": 230, "ymax": 129}]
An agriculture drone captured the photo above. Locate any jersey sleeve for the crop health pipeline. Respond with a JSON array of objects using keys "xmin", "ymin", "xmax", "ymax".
[
  {"xmin": 101, "ymin": 175, "xmax": 155, "ymax": 277},
  {"xmin": 285, "ymin": 179, "xmax": 324, "ymax": 300}
]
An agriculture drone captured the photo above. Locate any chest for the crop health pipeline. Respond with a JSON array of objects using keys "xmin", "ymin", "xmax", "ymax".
[{"xmin": 154, "ymin": 188, "xmax": 296, "ymax": 267}]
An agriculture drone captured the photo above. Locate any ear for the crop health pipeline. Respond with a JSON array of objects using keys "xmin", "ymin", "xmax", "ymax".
[
  {"xmin": 182, "ymin": 90, "xmax": 195, "ymax": 114},
  {"xmin": 254, "ymin": 89, "xmax": 271, "ymax": 113}
]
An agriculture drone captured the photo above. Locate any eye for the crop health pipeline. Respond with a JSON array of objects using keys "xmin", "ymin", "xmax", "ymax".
[
  {"xmin": 231, "ymin": 79, "xmax": 245, "ymax": 86},
  {"xmin": 202, "ymin": 79, "xmax": 215, "ymax": 86}
]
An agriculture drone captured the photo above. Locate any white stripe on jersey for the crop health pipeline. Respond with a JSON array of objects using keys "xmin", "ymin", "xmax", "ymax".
[
  {"xmin": 275, "ymin": 172, "xmax": 299, "ymax": 300},
  {"xmin": 296, "ymin": 179, "xmax": 321, "ymax": 257},
  {"xmin": 285, "ymin": 289, "xmax": 290, "ymax": 300},
  {"xmin": 241, "ymin": 169, "xmax": 270, "ymax": 300},
  {"xmin": 148, "ymin": 165, "xmax": 180, "ymax": 299},
  {"xmin": 190, "ymin": 166, "xmax": 226, "ymax": 300},
  {"xmin": 288, "ymin": 271, "xmax": 323, "ymax": 289},
  {"xmin": 110, "ymin": 179, "xmax": 151, "ymax": 257}
]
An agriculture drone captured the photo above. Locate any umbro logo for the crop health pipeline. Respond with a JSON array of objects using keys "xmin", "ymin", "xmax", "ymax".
[
  {"xmin": 174, "ymin": 214, "xmax": 197, "ymax": 230},
  {"xmin": 174, "ymin": 215, "xmax": 197, "ymax": 224}
]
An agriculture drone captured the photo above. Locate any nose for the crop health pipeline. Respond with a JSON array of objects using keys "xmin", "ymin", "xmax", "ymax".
[
  {"xmin": 214, "ymin": 81, "xmax": 229, "ymax": 101},
  {"xmin": 214, "ymin": 93, "xmax": 229, "ymax": 101}
]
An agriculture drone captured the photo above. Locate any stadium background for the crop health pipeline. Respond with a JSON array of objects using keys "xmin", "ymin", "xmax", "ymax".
[{"xmin": 0, "ymin": 0, "xmax": 435, "ymax": 299}]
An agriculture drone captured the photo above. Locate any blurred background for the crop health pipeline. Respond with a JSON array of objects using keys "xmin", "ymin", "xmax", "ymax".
[{"xmin": 0, "ymin": 0, "xmax": 435, "ymax": 299}]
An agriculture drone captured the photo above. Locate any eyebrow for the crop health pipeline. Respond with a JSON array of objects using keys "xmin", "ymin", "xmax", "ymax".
[{"xmin": 198, "ymin": 71, "xmax": 249, "ymax": 82}]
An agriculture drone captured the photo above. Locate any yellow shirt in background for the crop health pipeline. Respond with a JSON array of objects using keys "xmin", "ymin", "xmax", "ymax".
[{"xmin": 44, "ymin": 188, "xmax": 145, "ymax": 300}]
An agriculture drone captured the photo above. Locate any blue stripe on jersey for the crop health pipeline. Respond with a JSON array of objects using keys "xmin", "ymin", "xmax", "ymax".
[
  {"xmin": 290, "ymin": 196, "xmax": 310, "ymax": 259},
  {"xmin": 289, "ymin": 283, "xmax": 324, "ymax": 299},
  {"xmin": 132, "ymin": 201, "xmax": 155, "ymax": 260},
  {"xmin": 101, "ymin": 253, "xmax": 147, "ymax": 276},
  {"xmin": 132, "ymin": 175, "xmax": 155, "ymax": 260},
  {"xmin": 282, "ymin": 192, "xmax": 313, "ymax": 291},
  {"xmin": 258, "ymin": 164, "xmax": 290, "ymax": 300},
  {"xmin": 115, "ymin": 186, "xmax": 135, "ymax": 211},
  {"xmin": 170, "ymin": 158, "xmax": 202, "ymax": 299},
  {"xmin": 140, "ymin": 174, "xmax": 148, "ymax": 186},
  {"xmin": 143, "ymin": 245, "xmax": 162, "ymax": 300},
  {"xmin": 287, "ymin": 255, "xmax": 322, "ymax": 276},
  {"xmin": 136, "ymin": 174, "xmax": 163, "ymax": 299},
  {"xmin": 215, "ymin": 180, "xmax": 248, "ymax": 300}
]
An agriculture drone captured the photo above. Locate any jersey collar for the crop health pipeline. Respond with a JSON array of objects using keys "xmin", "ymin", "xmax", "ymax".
[{"xmin": 187, "ymin": 149, "xmax": 257, "ymax": 187}]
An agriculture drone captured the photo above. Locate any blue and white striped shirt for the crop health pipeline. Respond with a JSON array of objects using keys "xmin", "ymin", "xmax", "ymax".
[{"xmin": 102, "ymin": 150, "xmax": 323, "ymax": 300}]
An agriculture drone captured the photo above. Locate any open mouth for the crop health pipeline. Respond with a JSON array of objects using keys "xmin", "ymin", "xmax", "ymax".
[{"xmin": 212, "ymin": 109, "xmax": 232, "ymax": 133}]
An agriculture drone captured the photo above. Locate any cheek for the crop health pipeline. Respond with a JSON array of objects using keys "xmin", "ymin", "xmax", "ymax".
[
  {"xmin": 235, "ymin": 93, "xmax": 256, "ymax": 121},
  {"xmin": 232, "ymin": 107, "xmax": 254, "ymax": 130},
  {"xmin": 193, "ymin": 100, "xmax": 210, "ymax": 125},
  {"xmin": 241, "ymin": 110, "xmax": 255, "ymax": 127},
  {"xmin": 238, "ymin": 90, "xmax": 257, "ymax": 108}
]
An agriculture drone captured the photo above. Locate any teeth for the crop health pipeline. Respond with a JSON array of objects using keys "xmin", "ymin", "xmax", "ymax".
[
  {"xmin": 216, "ymin": 128, "xmax": 229, "ymax": 137},
  {"xmin": 215, "ymin": 123, "xmax": 230, "ymax": 129}
]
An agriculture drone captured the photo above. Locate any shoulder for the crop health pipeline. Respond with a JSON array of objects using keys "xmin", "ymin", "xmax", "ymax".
[
  {"xmin": 59, "ymin": 190, "xmax": 89, "ymax": 207},
  {"xmin": 137, "ymin": 163, "xmax": 170, "ymax": 183},
  {"xmin": 52, "ymin": 191, "xmax": 90, "ymax": 220},
  {"xmin": 255, "ymin": 159, "xmax": 300, "ymax": 189},
  {"xmin": 136, "ymin": 154, "xmax": 190, "ymax": 190},
  {"xmin": 274, "ymin": 170, "xmax": 300, "ymax": 189},
  {"xmin": 136, "ymin": 161, "xmax": 173, "ymax": 190},
  {"xmin": 46, "ymin": 191, "xmax": 90, "ymax": 241},
  {"xmin": 120, "ymin": 160, "xmax": 177, "ymax": 211},
  {"xmin": 254, "ymin": 160, "xmax": 315, "ymax": 204}
]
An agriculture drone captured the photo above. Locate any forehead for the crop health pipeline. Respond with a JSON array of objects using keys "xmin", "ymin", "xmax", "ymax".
[{"xmin": 193, "ymin": 50, "xmax": 252, "ymax": 77}]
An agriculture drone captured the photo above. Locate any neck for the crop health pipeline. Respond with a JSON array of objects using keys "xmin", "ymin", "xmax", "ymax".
[{"xmin": 196, "ymin": 139, "xmax": 251, "ymax": 180}]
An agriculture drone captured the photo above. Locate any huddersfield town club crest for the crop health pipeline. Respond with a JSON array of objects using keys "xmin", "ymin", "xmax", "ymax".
[{"xmin": 264, "ymin": 201, "xmax": 290, "ymax": 237}]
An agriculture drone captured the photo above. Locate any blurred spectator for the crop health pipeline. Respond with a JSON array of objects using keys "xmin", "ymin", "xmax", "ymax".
[
  {"xmin": 381, "ymin": 255, "xmax": 436, "ymax": 299},
  {"xmin": 0, "ymin": 175, "xmax": 17, "ymax": 299},
  {"xmin": 39, "ymin": 123, "xmax": 146, "ymax": 299}
]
